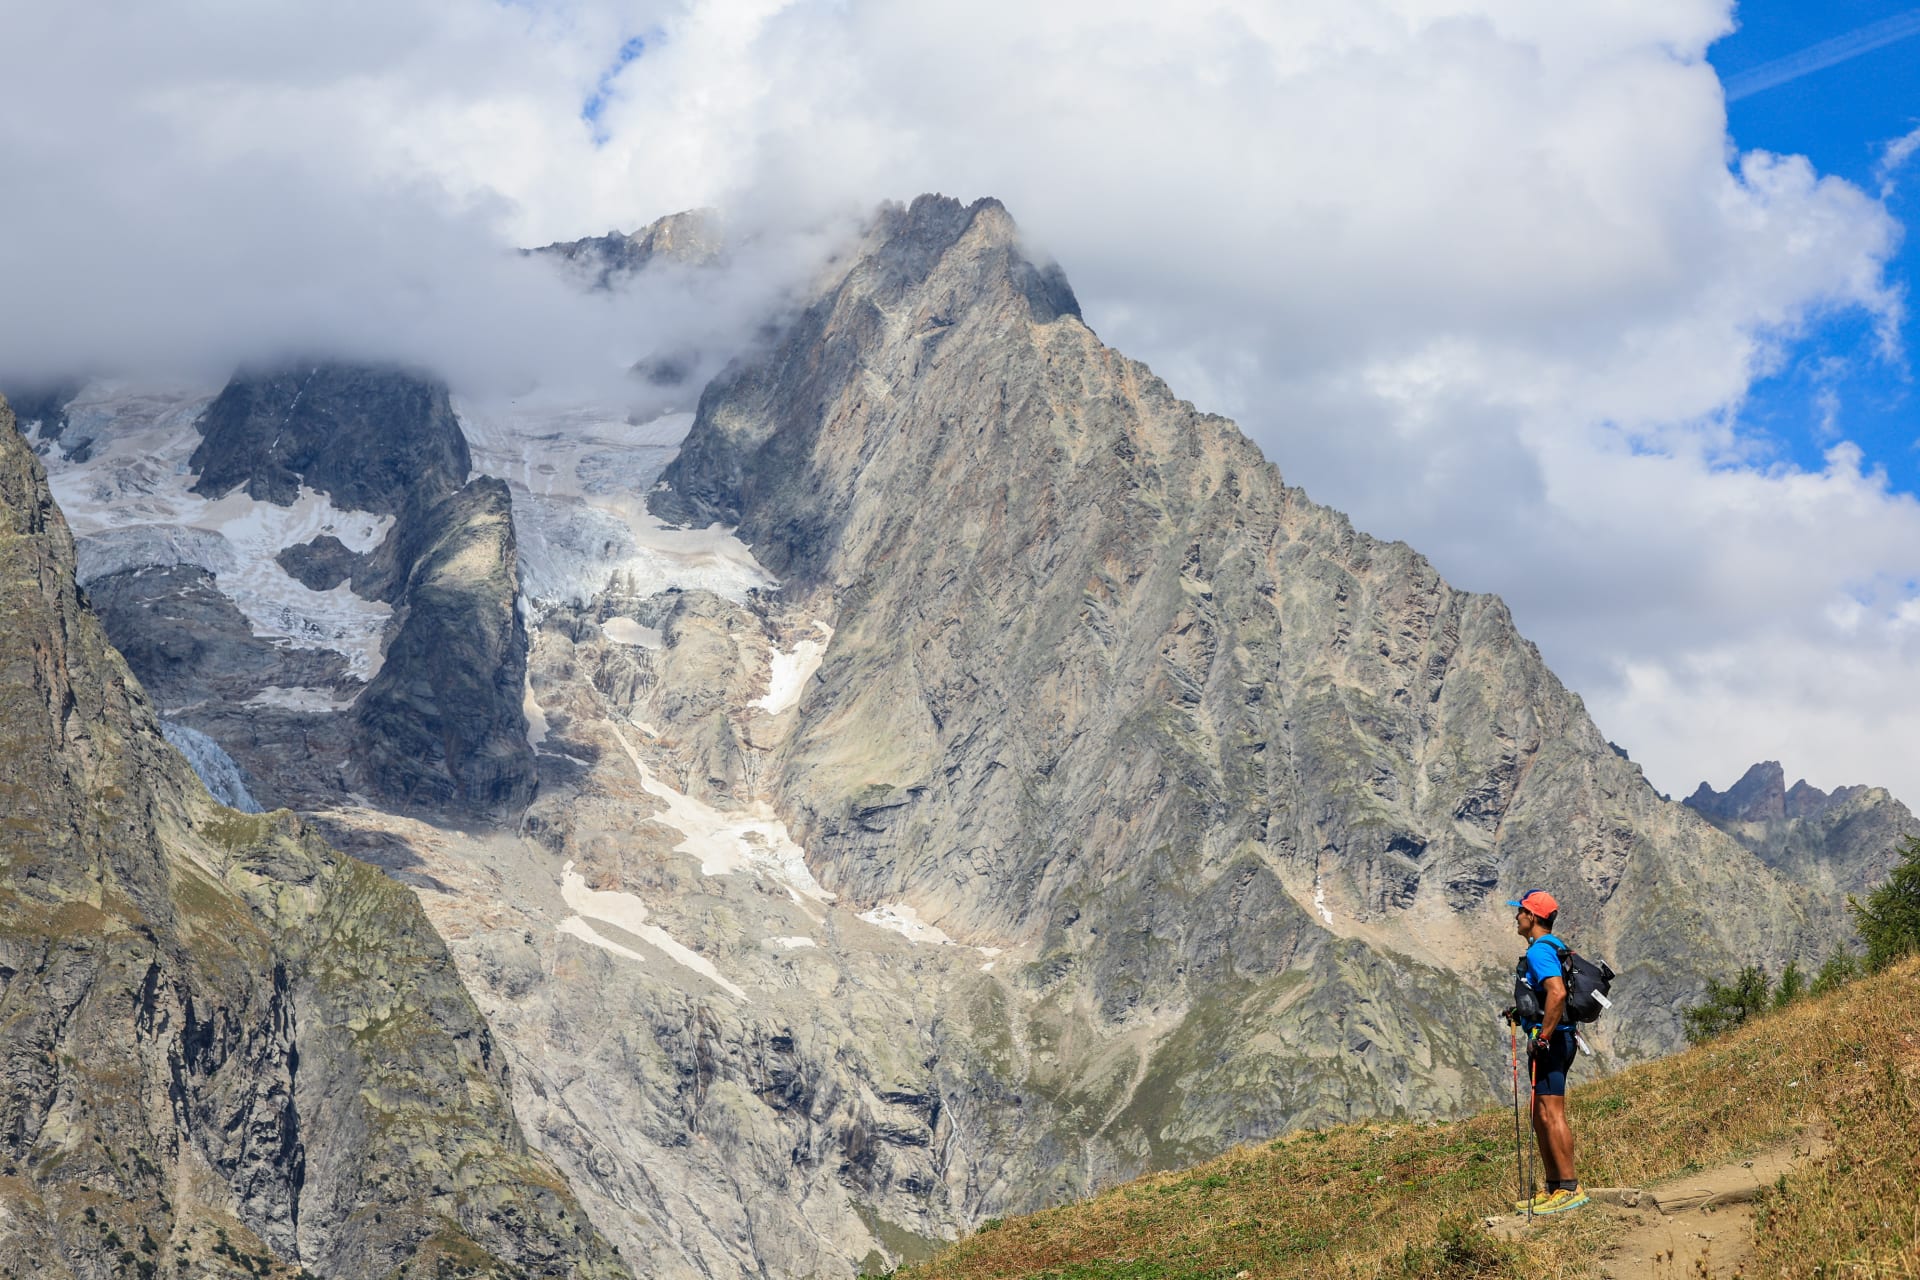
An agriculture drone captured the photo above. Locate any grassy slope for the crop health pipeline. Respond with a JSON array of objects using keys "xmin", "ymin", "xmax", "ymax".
[{"xmin": 903, "ymin": 955, "xmax": 1920, "ymax": 1280}]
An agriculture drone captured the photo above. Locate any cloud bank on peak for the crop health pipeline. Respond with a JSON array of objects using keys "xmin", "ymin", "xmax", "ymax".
[
  {"xmin": 0, "ymin": 0, "xmax": 823, "ymax": 403},
  {"xmin": 3, "ymin": 0, "xmax": 1917, "ymax": 803}
]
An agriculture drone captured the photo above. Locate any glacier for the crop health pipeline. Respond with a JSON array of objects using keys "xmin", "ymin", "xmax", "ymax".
[{"xmin": 160, "ymin": 721, "xmax": 263, "ymax": 812}]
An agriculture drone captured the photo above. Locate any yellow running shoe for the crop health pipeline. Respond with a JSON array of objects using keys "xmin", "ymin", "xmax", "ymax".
[
  {"xmin": 1513, "ymin": 1188, "xmax": 1554, "ymax": 1213},
  {"xmin": 1532, "ymin": 1186, "xmax": 1590, "ymax": 1215}
]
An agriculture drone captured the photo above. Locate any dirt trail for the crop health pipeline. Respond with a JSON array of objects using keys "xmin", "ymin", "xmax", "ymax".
[{"xmin": 1494, "ymin": 1128, "xmax": 1829, "ymax": 1279}]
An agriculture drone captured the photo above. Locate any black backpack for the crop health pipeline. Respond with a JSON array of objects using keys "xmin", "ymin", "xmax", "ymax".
[{"xmin": 1512, "ymin": 939, "xmax": 1616, "ymax": 1024}]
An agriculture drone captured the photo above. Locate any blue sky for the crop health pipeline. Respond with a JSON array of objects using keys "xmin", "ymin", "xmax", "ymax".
[
  {"xmin": 1712, "ymin": 2, "xmax": 1920, "ymax": 493},
  {"xmin": 581, "ymin": 34, "xmax": 648, "ymax": 142}
]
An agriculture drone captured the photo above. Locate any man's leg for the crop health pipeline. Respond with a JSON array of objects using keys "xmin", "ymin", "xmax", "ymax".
[
  {"xmin": 1531, "ymin": 1034, "xmax": 1577, "ymax": 1187},
  {"xmin": 1533, "ymin": 1094, "xmax": 1575, "ymax": 1185}
]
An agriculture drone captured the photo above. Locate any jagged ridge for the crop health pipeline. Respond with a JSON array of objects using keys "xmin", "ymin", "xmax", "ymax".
[{"xmin": 1686, "ymin": 761, "xmax": 1917, "ymax": 942}]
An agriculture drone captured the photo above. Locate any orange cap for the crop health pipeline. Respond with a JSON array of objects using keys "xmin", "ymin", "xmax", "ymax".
[{"xmin": 1506, "ymin": 889, "xmax": 1559, "ymax": 918}]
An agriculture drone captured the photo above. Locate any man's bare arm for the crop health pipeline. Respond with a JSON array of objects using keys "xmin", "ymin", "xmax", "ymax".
[{"xmin": 1540, "ymin": 975, "xmax": 1567, "ymax": 1038}]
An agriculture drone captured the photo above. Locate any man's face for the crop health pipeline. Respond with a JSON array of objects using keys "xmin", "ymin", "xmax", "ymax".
[{"xmin": 1515, "ymin": 908, "xmax": 1533, "ymax": 938}]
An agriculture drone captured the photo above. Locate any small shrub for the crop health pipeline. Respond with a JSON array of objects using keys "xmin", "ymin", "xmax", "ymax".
[
  {"xmin": 1771, "ymin": 961, "xmax": 1806, "ymax": 1008},
  {"xmin": 1683, "ymin": 965, "xmax": 1772, "ymax": 1043},
  {"xmin": 1810, "ymin": 950, "xmax": 1860, "ymax": 995},
  {"xmin": 1395, "ymin": 1215, "xmax": 1514, "ymax": 1278}
]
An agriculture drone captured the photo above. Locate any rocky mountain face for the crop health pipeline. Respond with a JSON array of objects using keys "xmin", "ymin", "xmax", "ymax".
[
  {"xmin": 0, "ymin": 396, "xmax": 628, "ymax": 1280},
  {"xmin": 86, "ymin": 563, "xmax": 354, "ymax": 711},
  {"xmin": 531, "ymin": 210, "xmax": 722, "ymax": 290},
  {"xmin": 353, "ymin": 476, "xmax": 534, "ymax": 810},
  {"xmin": 655, "ymin": 196, "xmax": 1812, "ymax": 1057},
  {"xmin": 45, "ymin": 364, "xmax": 534, "ymax": 817},
  {"xmin": 13, "ymin": 196, "xmax": 1868, "ymax": 1279},
  {"xmin": 1686, "ymin": 762, "xmax": 1916, "ymax": 939},
  {"xmin": 190, "ymin": 364, "xmax": 470, "ymax": 517}
]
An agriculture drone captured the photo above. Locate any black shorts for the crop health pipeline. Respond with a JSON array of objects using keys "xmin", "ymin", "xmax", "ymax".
[{"xmin": 1531, "ymin": 1026, "xmax": 1577, "ymax": 1096}]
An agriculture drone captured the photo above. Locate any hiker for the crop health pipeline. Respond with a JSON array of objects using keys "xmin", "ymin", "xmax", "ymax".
[{"xmin": 1510, "ymin": 889, "xmax": 1589, "ymax": 1214}]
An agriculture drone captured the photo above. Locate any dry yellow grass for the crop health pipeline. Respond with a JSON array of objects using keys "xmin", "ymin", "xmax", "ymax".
[{"xmin": 900, "ymin": 955, "xmax": 1920, "ymax": 1280}]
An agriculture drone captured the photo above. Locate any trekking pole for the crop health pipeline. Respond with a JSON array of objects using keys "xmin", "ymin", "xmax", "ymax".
[
  {"xmin": 1508, "ymin": 1018, "xmax": 1525, "ymax": 1216},
  {"xmin": 1525, "ymin": 1045, "xmax": 1537, "ymax": 1224}
]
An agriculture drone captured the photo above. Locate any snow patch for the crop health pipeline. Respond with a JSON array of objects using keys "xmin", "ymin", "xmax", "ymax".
[
  {"xmin": 518, "ymin": 595, "xmax": 549, "ymax": 748},
  {"xmin": 753, "ymin": 623, "xmax": 832, "ymax": 716},
  {"xmin": 1313, "ymin": 881, "xmax": 1334, "ymax": 926},
  {"xmin": 858, "ymin": 903, "xmax": 954, "ymax": 946},
  {"xmin": 768, "ymin": 936, "xmax": 817, "ymax": 950},
  {"xmin": 43, "ymin": 383, "xmax": 394, "ymax": 680},
  {"xmin": 559, "ymin": 861, "xmax": 746, "ymax": 1000},
  {"xmin": 604, "ymin": 721, "xmax": 834, "ymax": 905},
  {"xmin": 523, "ymin": 671, "xmax": 549, "ymax": 748},
  {"xmin": 556, "ymin": 916, "xmax": 644, "ymax": 962},
  {"xmin": 601, "ymin": 617, "xmax": 663, "ymax": 647},
  {"xmin": 161, "ymin": 722, "xmax": 262, "ymax": 812}
]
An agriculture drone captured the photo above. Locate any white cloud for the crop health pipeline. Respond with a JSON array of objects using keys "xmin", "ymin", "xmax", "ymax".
[
  {"xmin": 4, "ymin": 0, "xmax": 1919, "ymax": 803},
  {"xmin": 0, "ymin": 0, "xmax": 813, "ymax": 403},
  {"xmin": 1877, "ymin": 123, "xmax": 1920, "ymax": 198}
]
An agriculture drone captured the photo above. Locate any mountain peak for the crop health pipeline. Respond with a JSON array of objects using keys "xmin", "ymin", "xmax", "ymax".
[
  {"xmin": 528, "ymin": 207, "xmax": 721, "ymax": 288},
  {"xmin": 626, "ymin": 207, "xmax": 723, "ymax": 266},
  {"xmin": 1683, "ymin": 760, "xmax": 1915, "ymax": 915},
  {"xmin": 862, "ymin": 193, "xmax": 1081, "ymax": 324},
  {"xmin": 1685, "ymin": 760, "xmax": 1787, "ymax": 822}
]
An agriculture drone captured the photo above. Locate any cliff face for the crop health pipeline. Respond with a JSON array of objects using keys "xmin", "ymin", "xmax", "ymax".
[
  {"xmin": 352, "ymin": 475, "xmax": 536, "ymax": 810},
  {"xmin": 0, "ymin": 396, "xmax": 625, "ymax": 1279},
  {"xmin": 657, "ymin": 196, "xmax": 1810, "ymax": 1067}
]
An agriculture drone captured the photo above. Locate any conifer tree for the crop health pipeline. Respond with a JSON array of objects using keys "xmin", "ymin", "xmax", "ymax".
[{"xmin": 1851, "ymin": 834, "xmax": 1920, "ymax": 972}]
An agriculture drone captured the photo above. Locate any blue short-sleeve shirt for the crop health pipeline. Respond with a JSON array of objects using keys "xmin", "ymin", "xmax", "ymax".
[{"xmin": 1524, "ymin": 934, "xmax": 1566, "ymax": 994}]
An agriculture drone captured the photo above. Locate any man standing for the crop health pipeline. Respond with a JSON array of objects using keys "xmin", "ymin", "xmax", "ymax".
[{"xmin": 1509, "ymin": 889, "xmax": 1588, "ymax": 1214}]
